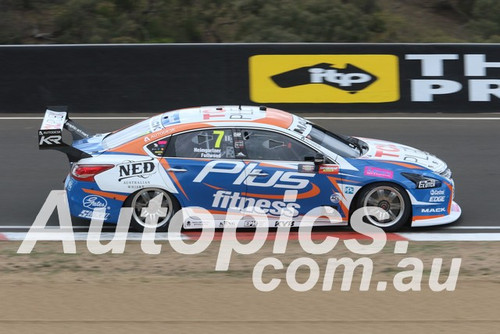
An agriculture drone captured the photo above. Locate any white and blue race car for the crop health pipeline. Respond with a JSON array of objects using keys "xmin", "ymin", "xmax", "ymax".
[{"xmin": 39, "ymin": 106, "xmax": 461, "ymax": 231}]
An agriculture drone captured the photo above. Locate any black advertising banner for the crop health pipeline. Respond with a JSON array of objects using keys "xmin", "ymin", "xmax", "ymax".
[{"xmin": 1, "ymin": 44, "xmax": 500, "ymax": 113}]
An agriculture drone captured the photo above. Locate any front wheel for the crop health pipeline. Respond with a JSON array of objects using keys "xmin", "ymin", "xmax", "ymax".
[
  {"xmin": 125, "ymin": 188, "xmax": 179, "ymax": 232},
  {"xmin": 355, "ymin": 183, "xmax": 411, "ymax": 232}
]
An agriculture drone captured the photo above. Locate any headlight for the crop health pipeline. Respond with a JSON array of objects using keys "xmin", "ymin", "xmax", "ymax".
[
  {"xmin": 439, "ymin": 167, "xmax": 452, "ymax": 180},
  {"xmin": 401, "ymin": 172, "xmax": 442, "ymax": 189}
]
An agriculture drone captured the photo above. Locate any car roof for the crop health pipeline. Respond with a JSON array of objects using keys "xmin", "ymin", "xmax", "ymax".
[
  {"xmin": 160, "ymin": 105, "xmax": 294, "ymax": 130},
  {"xmin": 107, "ymin": 106, "xmax": 299, "ymax": 155}
]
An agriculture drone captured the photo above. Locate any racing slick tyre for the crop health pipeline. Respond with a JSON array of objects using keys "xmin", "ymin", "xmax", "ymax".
[
  {"xmin": 355, "ymin": 182, "xmax": 412, "ymax": 232},
  {"xmin": 125, "ymin": 188, "xmax": 179, "ymax": 232}
]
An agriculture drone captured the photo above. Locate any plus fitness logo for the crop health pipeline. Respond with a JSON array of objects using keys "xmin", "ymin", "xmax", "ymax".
[
  {"xmin": 18, "ymin": 190, "xmax": 461, "ymax": 293},
  {"xmin": 249, "ymin": 54, "xmax": 399, "ymax": 103}
]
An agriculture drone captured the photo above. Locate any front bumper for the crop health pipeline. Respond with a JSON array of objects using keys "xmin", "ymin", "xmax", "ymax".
[{"xmin": 411, "ymin": 201, "xmax": 461, "ymax": 227}]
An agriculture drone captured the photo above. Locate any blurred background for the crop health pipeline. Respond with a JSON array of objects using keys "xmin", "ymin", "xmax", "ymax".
[{"xmin": 0, "ymin": 0, "xmax": 499, "ymax": 44}]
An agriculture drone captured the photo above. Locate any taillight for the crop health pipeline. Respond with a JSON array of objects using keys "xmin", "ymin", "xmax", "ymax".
[{"xmin": 71, "ymin": 164, "xmax": 114, "ymax": 182}]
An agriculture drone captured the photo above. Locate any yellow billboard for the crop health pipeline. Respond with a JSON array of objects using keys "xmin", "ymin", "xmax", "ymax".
[{"xmin": 249, "ymin": 55, "xmax": 399, "ymax": 103}]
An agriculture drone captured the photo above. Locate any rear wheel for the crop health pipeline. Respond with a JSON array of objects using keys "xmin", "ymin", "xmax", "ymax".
[
  {"xmin": 126, "ymin": 188, "xmax": 179, "ymax": 232},
  {"xmin": 355, "ymin": 183, "xmax": 411, "ymax": 232}
]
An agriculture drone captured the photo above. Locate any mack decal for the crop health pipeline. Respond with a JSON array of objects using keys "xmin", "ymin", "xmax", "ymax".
[{"xmin": 420, "ymin": 207, "xmax": 446, "ymax": 214}]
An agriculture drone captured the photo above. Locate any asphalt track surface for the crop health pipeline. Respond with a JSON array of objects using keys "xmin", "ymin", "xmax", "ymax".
[{"xmin": 1, "ymin": 112, "xmax": 499, "ymax": 232}]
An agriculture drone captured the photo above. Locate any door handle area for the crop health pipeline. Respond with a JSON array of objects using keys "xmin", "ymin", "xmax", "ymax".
[
  {"xmin": 248, "ymin": 172, "xmax": 269, "ymax": 177},
  {"xmin": 166, "ymin": 168, "xmax": 187, "ymax": 173}
]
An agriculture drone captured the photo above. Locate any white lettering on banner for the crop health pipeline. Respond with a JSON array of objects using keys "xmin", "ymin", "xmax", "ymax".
[
  {"xmin": 406, "ymin": 53, "xmax": 500, "ymax": 102},
  {"xmin": 464, "ymin": 54, "xmax": 500, "ymax": 76},
  {"xmin": 406, "ymin": 54, "xmax": 459, "ymax": 76},
  {"xmin": 411, "ymin": 80, "xmax": 462, "ymax": 102},
  {"xmin": 469, "ymin": 80, "xmax": 500, "ymax": 101}
]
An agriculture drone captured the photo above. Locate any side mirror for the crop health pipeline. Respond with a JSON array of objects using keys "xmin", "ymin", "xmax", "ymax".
[
  {"xmin": 313, "ymin": 153, "xmax": 325, "ymax": 165},
  {"xmin": 304, "ymin": 153, "xmax": 325, "ymax": 172},
  {"xmin": 305, "ymin": 153, "xmax": 325, "ymax": 165}
]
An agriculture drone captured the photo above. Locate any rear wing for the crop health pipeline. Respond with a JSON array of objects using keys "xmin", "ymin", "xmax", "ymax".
[{"xmin": 38, "ymin": 107, "xmax": 93, "ymax": 162}]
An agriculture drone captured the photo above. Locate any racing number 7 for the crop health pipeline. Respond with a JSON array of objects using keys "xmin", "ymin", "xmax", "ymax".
[{"xmin": 213, "ymin": 130, "xmax": 224, "ymax": 148}]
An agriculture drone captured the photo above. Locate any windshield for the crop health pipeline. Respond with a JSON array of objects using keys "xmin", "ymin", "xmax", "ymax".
[
  {"xmin": 307, "ymin": 124, "xmax": 361, "ymax": 158},
  {"xmin": 102, "ymin": 115, "xmax": 164, "ymax": 149}
]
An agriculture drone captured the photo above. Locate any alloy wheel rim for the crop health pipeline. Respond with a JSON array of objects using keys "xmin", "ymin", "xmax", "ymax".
[
  {"xmin": 362, "ymin": 186, "xmax": 405, "ymax": 227},
  {"xmin": 131, "ymin": 189, "xmax": 173, "ymax": 228}
]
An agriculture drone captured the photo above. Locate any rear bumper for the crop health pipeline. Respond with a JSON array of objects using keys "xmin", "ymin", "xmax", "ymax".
[{"xmin": 65, "ymin": 175, "xmax": 125, "ymax": 224}]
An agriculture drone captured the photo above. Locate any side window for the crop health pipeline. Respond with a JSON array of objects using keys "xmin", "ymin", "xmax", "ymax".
[
  {"xmin": 146, "ymin": 138, "xmax": 170, "ymax": 157},
  {"xmin": 165, "ymin": 129, "xmax": 235, "ymax": 159},
  {"xmin": 239, "ymin": 129, "xmax": 316, "ymax": 161}
]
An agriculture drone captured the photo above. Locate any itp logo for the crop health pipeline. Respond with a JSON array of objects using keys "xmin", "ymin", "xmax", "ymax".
[
  {"xmin": 249, "ymin": 55, "xmax": 400, "ymax": 103},
  {"xmin": 272, "ymin": 63, "xmax": 377, "ymax": 94}
]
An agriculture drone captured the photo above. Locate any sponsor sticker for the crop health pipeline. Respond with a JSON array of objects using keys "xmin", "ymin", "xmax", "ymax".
[
  {"xmin": 78, "ymin": 209, "xmax": 110, "ymax": 220},
  {"xmin": 319, "ymin": 164, "xmax": 340, "ymax": 174},
  {"xmin": 420, "ymin": 207, "xmax": 446, "ymax": 214},
  {"xmin": 185, "ymin": 220, "xmax": 205, "ymax": 228},
  {"xmin": 118, "ymin": 161, "xmax": 156, "ymax": 181},
  {"xmin": 330, "ymin": 193, "xmax": 341, "ymax": 204},
  {"xmin": 212, "ymin": 190, "xmax": 301, "ymax": 217},
  {"xmin": 82, "ymin": 195, "xmax": 108, "ymax": 210},
  {"xmin": 249, "ymin": 55, "xmax": 399, "ymax": 103},
  {"xmin": 149, "ymin": 115, "xmax": 164, "ymax": 132},
  {"xmin": 274, "ymin": 220, "xmax": 296, "ymax": 227},
  {"xmin": 146, "ymin": 139, "xmax": 169, "ymax": 157},
  {"xmin": 430, "ymin": 189, "xmax": 445, "ymax": 195},
  {"xmin": 41, "ymin": 110, "xmax": 66, "ymax": 130},
  {"xmin": 245, "ymin": 220, "xmax": 258, "ymax": 227},
  {"xmin": 38, "ymin": 129, "xmax": 63, "ymax": 146},
  {"xmin": 162, "ymin": 112, "xmax": 180, "ymax": 125},
  {"xmin": 364, "ymin": 166, "xmax": 394, "ymax": 179},
  {"xmin": 143, "ymin": 127, "xmax": 176, "ymax": 142},
  {"xmin": 122, "ymin": 180, "xmax": 152, "ymax": 190},
  {"xmin": 345, "ymin": 186, "xmax": 355, "ymax": 195},
  {"xmin": 298, "ymin": 164, "xmax": 316, "ymax": 173},
  {"xmin": 429, "ymin": 195, "xmax": 446, "ymax": 203}
]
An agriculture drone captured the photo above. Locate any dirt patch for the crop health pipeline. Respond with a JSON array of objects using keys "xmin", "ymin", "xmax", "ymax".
[{"xmin": 0, "ymin": 240, "xmax": 499, "ymax": 333}]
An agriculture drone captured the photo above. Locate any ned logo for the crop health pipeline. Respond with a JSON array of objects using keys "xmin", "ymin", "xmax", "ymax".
[{"xmin": 249, "ymin": 55, "xmax": 399, "ymax": 103}]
